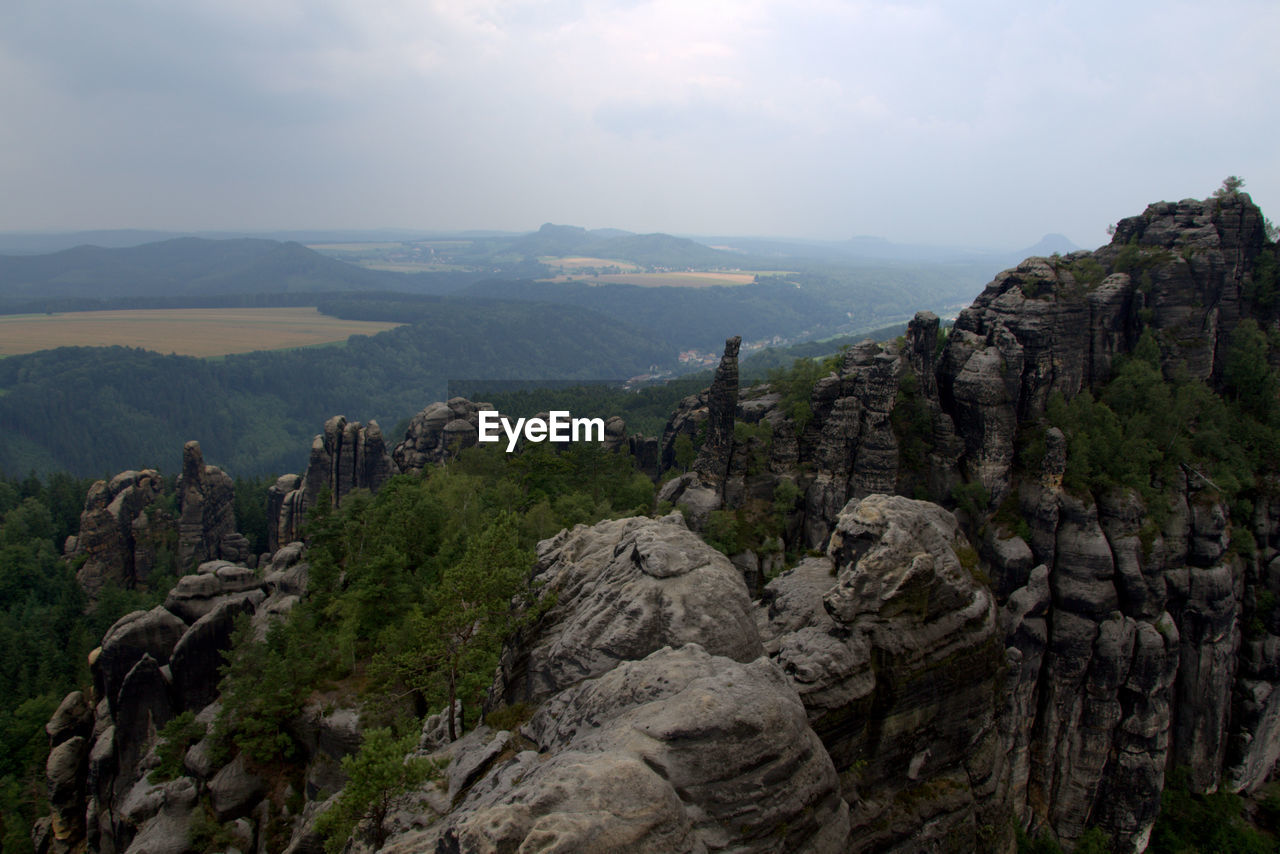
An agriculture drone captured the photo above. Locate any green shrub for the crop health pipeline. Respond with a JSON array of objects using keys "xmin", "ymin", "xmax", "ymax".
[
  {"xmin": 1149, "ymin": 766, "xmax": 1272, "ymax": 853},
  {"xmin": 315, "ymin": 728, "xmax": 439, "ymax": 853},
  {"xmin": 484, "ymin": 702, "xmax": 534, "ymax": 731},
  {"xmin": 150, "ymin": 711, "xmax": 205, "ymax": 782},
  {"xmin": 768, "ymin": 356, "xmax": 836, "ymax": 430},
  {"xmin": 950, "ymin": 480, "xmax": 990, "ymax": 520}
]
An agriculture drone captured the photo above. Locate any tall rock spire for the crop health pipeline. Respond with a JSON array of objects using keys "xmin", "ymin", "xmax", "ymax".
[{"xmin": 693, "ymin": 335, "xmax": 740, "ymax": 486}]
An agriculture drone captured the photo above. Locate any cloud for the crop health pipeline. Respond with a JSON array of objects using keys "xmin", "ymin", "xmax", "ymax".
[{"xmin": 1, "ymin": 0, "xmax": 1277, "ymax": 245}]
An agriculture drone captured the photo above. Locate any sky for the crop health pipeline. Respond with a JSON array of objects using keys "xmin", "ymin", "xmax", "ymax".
[{"xmin": 2, "ymin": 0, "xmax": 1277, "ymax": 249}]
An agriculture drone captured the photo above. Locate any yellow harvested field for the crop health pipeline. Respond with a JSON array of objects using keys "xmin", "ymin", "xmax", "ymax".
[
  {"xmin": 541, "ymin": 271, "xmax": 759, "ymax": 287},
  {"xmin": 0, "ymin": 308, "xmax": 404, "ymax": 357}
]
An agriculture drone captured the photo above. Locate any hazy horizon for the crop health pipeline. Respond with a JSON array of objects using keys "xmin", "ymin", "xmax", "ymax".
[
  {"xmin": 0, "ymin": 222, "xmax": 1084, "ymax": 256},
  {"xmin": 3, "ymin": 1, "xmax": 1276, "ymax": 250}
]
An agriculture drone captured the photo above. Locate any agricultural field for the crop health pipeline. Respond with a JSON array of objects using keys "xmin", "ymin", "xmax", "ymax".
[
  {"xmin": 0, "ymin": 308, "xmax": 404, "ymax": 357},
  {"xmin": 307, "ymin": 241, "xmax": 472, "ymax": 272},
  {"xmin": 537, "ymin": 256, "xmax": 643, "ymax": 273},
  {"xmin": 539, "ymin": 270, "xmax": 765, "ymax": 287}
]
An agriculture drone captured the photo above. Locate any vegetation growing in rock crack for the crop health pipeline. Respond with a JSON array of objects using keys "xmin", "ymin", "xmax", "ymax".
[
  {"xmin": 314, "ymin": 727, "xmax": 439, "ymax": 853},
  {"xmin": 211, "ymin": 441, "xmax": 653, "ymax": 776}
]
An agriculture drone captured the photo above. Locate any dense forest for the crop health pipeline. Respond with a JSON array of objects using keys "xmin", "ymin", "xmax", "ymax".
[
  {"xmin": 0, "ymin": 473, "xmax": 162, "ymax": 850},
  {"xmin": 7, "ymin": 327, "xmax": 1280, "ymax": 849},
  {"xmin": 0, "ymin": 300, "xmax": 672, "ymax": 478},
  {"xmin": 461, "ymin": 269, "xmax": 964, "ymax": 351},
  {"xmin": 0, "ymin": 280, "xmax": 926, "ymax": 480},
  {"xmin": 0, "ymin": 228, "xmax": 987, "ymax": 480}
]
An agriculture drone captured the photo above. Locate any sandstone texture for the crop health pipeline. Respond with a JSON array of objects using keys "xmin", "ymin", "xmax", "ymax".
[
  {"xmin": 392, "ymin": 397, "xmax": 494, "ymax": 474},
  {"xmin": 68, "ymin": 469, "xmax": 164, "ymax": 596},
  {"xmin": 175, "ymin": 440, "xmax": 249, "ymax": 569},
  {"xmin": 491, "ymin": 512, "xmax": 764, "ymax": 707},
  {"xmin": 67, "ymin": 440, "xmax": 253, "ymax": 598},
  {"xmin": 270, "ymin": 415, "xmax": 396, "ymax": 550}
]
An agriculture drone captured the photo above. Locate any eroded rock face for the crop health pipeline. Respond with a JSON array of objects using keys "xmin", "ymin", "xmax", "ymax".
[
  {"xmin": 49, "ymin": 552, "xmax": 316, "ymax": 854},
  {"xmin": 69, "ymin": 469, "xmax": 164, "ymax": 596},
  {"xmin": 692, "ymin": 336, "xmax": 741, "ymax": 486},
  {"xmin": 176, "ymin": 440, "xmax": 249, "ymax": 569},
  {"xmin": 93, "ymin": 606, "xmax": 187, "ymax": 714},
  {"xmin": 163, "ymin": 559, "xmax": 265, "ymax": 624},
  {"xmin": 656, "ymin": 192, "xmax": 1280, "ymax": 851},
  {"xmin": 68, "ymin": 443, "xmax": 254, "ymax": 597},
  {"xmin": 271, "ymin": 415, "xmax": 396, "ymax": 549},
  {"xmin": 761, "ymin": 494, "xmax": 1008, "ymax": 853},
  {"xmin": 392, "ymin": 397, "xmax": 494, "ymax": 475},
  {"xmin": 41, "ymin": 191, "xmax": 1280, "ymax": 854},
  {"xmin": 391, "ymin": 645, "xmax": 849, "ymax": 854},
  {"xmin": 491, "ymin": 513, "xmax": 763, "ymax": 707},
  {"xmin": 1001, "ymin": 466, "xmax": 1227, "ymax": 850}
]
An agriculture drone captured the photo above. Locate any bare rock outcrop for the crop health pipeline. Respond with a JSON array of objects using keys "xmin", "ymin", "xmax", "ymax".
[
  {"xmin": 692, "ymin": 335, "xmax": 741, "ymax": 485},
  {"xmin": 175, "ymin": 440, "xmax": 248, "ymax": 569},
  {"xmin": 490, "ymin": 512, "xmax": 763, "ymax": 707},
  {"xmin": 761, "ymin": 494, "xmax": 1008, "ymax": 853},
  {"xmin": 392, "ymin": 397, "xmax": 494, "ymax": 475},
  {"xmin": 40, "ymin": 190, "xmax": 1280, "ymax": 854},
  {"xmin": 270, "ymin": 415, "xmax": 396, "ymax": 549},
  {"xmin": 1000, "ymin": 461, "xmax": 1232, "ymax": 850},
  {"xmin": 391, "ymin": 645, "xmax": 849, "ymax": 854},
  {"xmin": 68, "ymin": 469, "xmax": 164, "ymax": 596},
  {"xmin": 50, "ymin": 553, "xmax": 306, "ymax": 853},
  {"xmin": 68, "ymin": 442, "xmax": 255, "ymax": 597}
]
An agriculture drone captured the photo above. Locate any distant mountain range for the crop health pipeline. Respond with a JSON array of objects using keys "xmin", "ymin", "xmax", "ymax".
[
  {"xmin": 0, "ymin": 238, "xmax": 388, "ymax": 302},
  {"xmin": 0, "ymin": 225, "xmax": 1084, "ymax": 267},
  {"xmin": 0, "ymin": 226, "xmax": 1006, "ymax": 355}
]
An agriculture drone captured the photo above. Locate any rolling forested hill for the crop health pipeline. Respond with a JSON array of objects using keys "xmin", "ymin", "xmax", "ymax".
[
  {"xmin": 0, "ymin": 300, "xmax": 671, "ymax": 478},
  {"xmin": 0, "ymin": 238, "xmax": 392, "ymax": 301},
  {"xmin": 0, "ymin": 229, "xmax": 992, "ymax": 478}
]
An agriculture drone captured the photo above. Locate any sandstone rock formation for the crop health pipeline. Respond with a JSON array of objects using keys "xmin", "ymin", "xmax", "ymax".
[
  {"xmin": 41, "ymin": 553, "xmax": 304, "ymax": 854},
  {"xmin": 67, "ymin": 441, "xmax": 254, "ymax": 597},
  {"xmin": 391, "ymin": 397, "xmax": 494, "ymax": 475},
  {"xmin": 658, "ymin": 192, "xmax": 1280, "ymax": 851},
  {"xmin": 692, "ymin": 335, "xmax": 740, "ymax": 485},
  {"xmin": 761, "ymin": 494, "xmax": 1008, "ymax": 853},
  {"xmin": 176, "ymin": 440, "xmax": 250, "ymax": 569},
  {"xmin": 269, "ymin": 415, "xmax": 396, "ymax": 550},
  {"xmin": 395, "ymin": 645, "xmax": 849, "ymax": 854},
  {"xmin": 269, "ymin": 398, "xmax": 633, "ymax": 550},
  {"xmin": 67, "ymin": 469, "xmax": 164, "ymax": 596},
  {"xmin": 38, "ymin": 191, "xmax": 1280, "ymax": 854},
  {"xmin": 490, "ymin": 512, "xmax": 764, "ymax": 707},
  {"xmin": 654, "ymin": 336, "xmax": 744, "ymax": 529}
]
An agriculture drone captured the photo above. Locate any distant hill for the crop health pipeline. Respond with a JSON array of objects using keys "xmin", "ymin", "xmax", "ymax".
[
  {"xmin": 510, "ymin": 223, "xmax": 738, "ymax": 268},
  {"xmin": 1015, "ymin": 233, "xmax": 1082, "ymax": 257},
  {"xmin": 0, "ymin": 238, "xmax": 393, "ymax": 303},
  {"xmin": 0, "ymin": 229, "xmax": 188, "ymax": 254}
]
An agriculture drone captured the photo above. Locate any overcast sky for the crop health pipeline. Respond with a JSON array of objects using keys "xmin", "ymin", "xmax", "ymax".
[{"xmin": 2, "ymin": 0, "xmax": 1277, "ymax": 249}]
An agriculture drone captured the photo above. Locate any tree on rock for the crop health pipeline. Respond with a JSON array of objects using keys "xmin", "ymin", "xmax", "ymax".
[
  {"xmin": 387, "ymin": 514, "xmax": 533, "ymax": 741},
  {"xmin": 1216, "ymin": 175, "xmax": 1246, "ymax": 197},
  {"xmin": 316, "ymin": 727, "xmax": 437, "ymax": 852}
]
